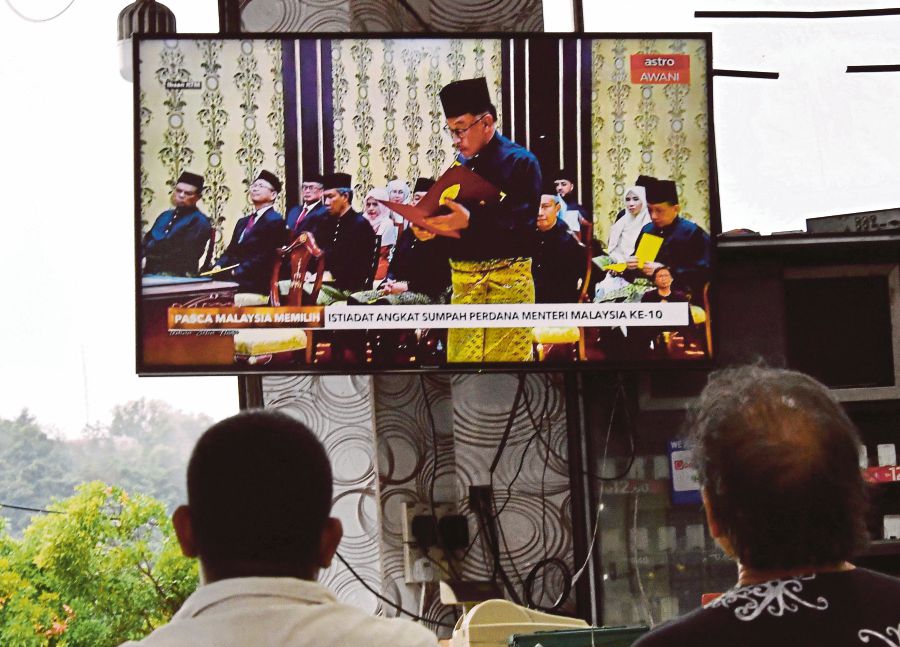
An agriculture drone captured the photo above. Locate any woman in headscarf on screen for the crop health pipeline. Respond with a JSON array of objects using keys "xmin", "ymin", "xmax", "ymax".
[
  {"xmin": 386, "ymin": 178, "xmax": 411, "ymax": 230},
  {"xmin": 363, "ymin": 187, "xmax": 398, "ymax": 280},
  {"xmin": 594, "ymin": 183, "xmax": 652, "ymax": 302}
]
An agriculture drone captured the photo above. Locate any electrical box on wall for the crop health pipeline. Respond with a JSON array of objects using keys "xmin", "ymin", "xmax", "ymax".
[{"xmin": 401, "ymin": 501, "xmax": 465, "ymax": 584}]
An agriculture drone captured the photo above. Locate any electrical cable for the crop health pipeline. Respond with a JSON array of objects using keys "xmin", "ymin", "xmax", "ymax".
[
  {"xmin": 459, "ymin": 374, "xmax": 531, "ymax": 562},
  {"xmin": 488, "ymin": 374, "xmax": 527, "ymax": 475},
  {"xmin": 515, "ymin": 374, "xmax": 574, "ymax": 611},
  {"xmin": 6, "ymin": 500, "xmax": 455, "ymax": 629},
  {"xmin": 539, "ymin": 376, "xmax": 552, "ymax": 569},
  {"xmin": 492, "ymin": 375, "xmax": 555, "ymax": 590},
  {"xmin": 419, "ymin": 375, "xmax": 461, "ymax": 580},
  {"xmin": 593, "ymin": 377, "xmax": 637, "ymax": 481},
  {"xmin": 523, "ymin": 557, "xmax": 572, "ymax": 612},
  {"xmin": 395, "ymin": 0, "xmax": 431, "ymax": 31},
  {"xmin": 4, "ymin": 0, "xmax": 77, "ymax": 22},
  {"xmin": 630, "ymin": 492, "xmax": 655, "ymax": 627},
  {"xmin": 336, "ymin": 552, "xmax": 455, "ymax": 628},
  {"xmin": 1, "ymin": 502, "xmax": 64, "ymax": 514},
  {"xmin": 570, "ymin": 373, "xmax": 630, "ymax": 586}
]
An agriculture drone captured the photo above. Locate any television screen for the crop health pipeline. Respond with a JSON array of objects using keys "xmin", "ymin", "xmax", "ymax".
[{"xmin": 134, "ymin": 33, "xmax": 719, "ymax": 374}]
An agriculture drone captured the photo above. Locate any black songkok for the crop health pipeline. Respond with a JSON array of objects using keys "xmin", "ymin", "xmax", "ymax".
[
  {"xmin": 413, "ymin": 177, "xmax": 435, "ymax": 193},
  {"xmin": 646, "ymin": 179, "xmax": 679, "ymax": 205},
  {"xmin": 302, "ymin": 172, "xmax": 324, "ymax": 186},
  {"xmin": 176, "ymin": 171, "xmax": 204, "ymax": 191},
  {"xmin": 322, "ymin": 172, "xmax": 352, "ymax": 191},
  {"xmin": 635, "ymin": 174, "xmax": 656, "ymax": 188},
  {"xmin": 554, "ymin": 168, "xmax": 576, "ymax": 184},
  {"xmin": 255, "ymin": 170, "xmax": 282, "ymax": 193},
  {"xmin": 439, "ymin": 77, "xmax": 493, "ymax": 118}
]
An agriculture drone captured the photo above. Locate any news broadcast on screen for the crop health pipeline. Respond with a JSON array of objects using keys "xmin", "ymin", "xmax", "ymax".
[{"xmin": 134, "ymin": 33, "xmax": 719, "ymax": 374}]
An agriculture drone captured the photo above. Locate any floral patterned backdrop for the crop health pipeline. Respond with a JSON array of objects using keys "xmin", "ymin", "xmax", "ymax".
[
  {"xmin": 590, "ymin": 38, "xmax": 711, "ymax": 245},
  {"xmin": 139, "ymin": 39, "xmax": 286, "ymax": 258},
  {"xmin": 330, "ymin": 38, "xmax": 503, "ymax": 201}
]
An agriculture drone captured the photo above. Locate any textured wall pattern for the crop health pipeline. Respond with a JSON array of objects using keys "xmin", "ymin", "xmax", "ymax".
[
  {"xmin": 239, "ymin": 0, "xmax": 543, "ymax": 32},
  {"xmin": 372, "ymin": 374, "xmax": 458, "ymax": 630},
  {"xmin": 331, "ymin": 38, "xmax": 503, "ymax": 199},
  {"xmin": 259, "ymin": 372, "xmax": 576, "ymax": 632},
  {"xmin": 139, "ymin": 39, "xmax": 286, "ymax": 256},
  {"xmin": 449, "ymin": 374, "xmax": 575, "ymax": 614},
  {"xmin": 590, "ymin": 38, "xmax": 711, "ymax": 245},
  {"xmin": 262, "ymin": 374, "xmax": 384, "ymax": 613}
]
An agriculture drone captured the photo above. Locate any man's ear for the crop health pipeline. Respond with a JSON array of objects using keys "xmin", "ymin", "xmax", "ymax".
[
  {"xmin": 172, "ymin": 505, "xmax": 199, "ymax": 558},
  {"xmin": 701, "ymin": 487, "xmax": 721, "ymax": 537},
  {"xmin": 702, "ymin": 487, "xmax": 737, "ymax": 558},
  {"xmin": 318, "ymin": 517, "xmax": 343, "ymax": 569}
]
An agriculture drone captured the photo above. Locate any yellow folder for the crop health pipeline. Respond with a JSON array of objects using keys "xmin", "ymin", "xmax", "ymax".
[{"xmin": 602, "ymin": 234, "xmax": 663, "ymax": 272}]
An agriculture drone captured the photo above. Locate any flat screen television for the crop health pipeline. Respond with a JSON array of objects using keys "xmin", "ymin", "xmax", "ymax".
[{"xmin": 134, "ymin": 33, "xmax": 719, "ymax": 375}]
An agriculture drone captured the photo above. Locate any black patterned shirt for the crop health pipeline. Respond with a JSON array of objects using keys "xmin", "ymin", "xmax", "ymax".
[{"xmin": 634, "ymin": 568, "xmax": 900, "ymax": 647}]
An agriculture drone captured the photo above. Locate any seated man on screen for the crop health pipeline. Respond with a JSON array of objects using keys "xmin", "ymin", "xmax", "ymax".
[
  {"xmin": 532, "ymin": 186, "xmax": 585, "ymax": 303},
  {"xmin": 640, "ymin": 265, "xmax": 688, "ymax": 304},
  {"xmin": 629, "ymin": 179, "xmax": 710, "ymax": 300},
  {"xmin": 119, "ymin": 410, "xmax": 438, "ymax": 647},
  {"xmin": 285, "ymin": 172, "xmax": 328, "ymax": 241},
  {"xmin": 634, "ymin": 365, "xmax": 900, "ymax": 647},
  {"xmin": 211, "ymin": 170, "xmax": 287, "ymax": 294},
  {"xmin": 298, "ymin": 172, "xmax": 377, "ymax": 304},
  {"xmin": 142, "ymin": 171, "xmax": 213, "ymax": 276},
  {"xmin": 430, "ymin": 77, "xmax": 542, "ymax": 363},
  {"xmin": 410, "ymin": 176, "xmax": 434, "ymax": 206},
  {"xmin": 553, "ymin": 168, "xmax": 592, "ymax": 232},
  {"xmin": 349, "ymin": 178, "xmax": 451, "ymax": 306}
]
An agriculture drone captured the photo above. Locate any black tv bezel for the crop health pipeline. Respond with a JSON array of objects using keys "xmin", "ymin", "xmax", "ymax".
[{"xmin": 133, "ymin": 31, "xmax": 721, "ymax": 377}]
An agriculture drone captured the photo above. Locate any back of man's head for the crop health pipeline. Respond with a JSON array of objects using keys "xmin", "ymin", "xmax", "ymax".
[
  {"xmin": 186, "ymin": 409, "xmax": 333, "ymax": 569},
  {"xmin": 687, "ymin": 365, "xmax": 869, "ymax": 571}
]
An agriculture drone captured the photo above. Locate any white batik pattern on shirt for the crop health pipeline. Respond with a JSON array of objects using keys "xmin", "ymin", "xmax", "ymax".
[
  {"xmin": 859, "ymin": 624, "xmax": 900, "ymax": 646},
  {"xmin": 706, "ymin": 575, "xmax": 829, "ymax": 621}
]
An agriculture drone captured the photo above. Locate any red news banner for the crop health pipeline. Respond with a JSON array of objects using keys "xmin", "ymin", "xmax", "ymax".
[{"xmin": 630, "ymin": 53, "xmax": 691, "ymax": 84}]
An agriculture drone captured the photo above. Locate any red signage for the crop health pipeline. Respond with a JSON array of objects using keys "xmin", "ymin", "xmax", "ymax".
[{"xmin": 630, "ymin": 54, "xmax": 691, "ymax": 84}]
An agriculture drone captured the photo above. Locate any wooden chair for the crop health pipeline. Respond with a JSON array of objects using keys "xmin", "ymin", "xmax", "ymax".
[
  {"xmin": 368, "ymin": 234, "xmax": 383, "ymax": 287},
  {"xmin": 232, "ymin": 232, "xmax": 324, "ymax": 365},
  {"xmin": 533, "ymin": 237, "xmax": 593, "ymax": 362},
  {"xmin": 199, "ymin": 225, "xmax": 218, "ymax": 274},
  {"xmin": 269, "ymin": 232, "xmax": 325, "ymax": 307},
  {"xmin": 656, "ymin": 282, "xmax": 713, "ymax": 360}
]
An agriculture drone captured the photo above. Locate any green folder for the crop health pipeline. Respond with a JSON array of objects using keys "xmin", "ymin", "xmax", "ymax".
[{"xmin": 509, "ymin": 625, "xmax": 649, "ymax": 647}]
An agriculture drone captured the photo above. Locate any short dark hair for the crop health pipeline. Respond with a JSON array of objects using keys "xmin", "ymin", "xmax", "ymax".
[
  {"xmin": 652, "ymin": 265, "xmax": 672, "ymax": 280},
  {"xmin": 186, "ymin": 409, "xmax": 333, "ymax": 566},
  {"xmin": 686, "ymin": 365, "xmax": 869, "ymax": 570}
]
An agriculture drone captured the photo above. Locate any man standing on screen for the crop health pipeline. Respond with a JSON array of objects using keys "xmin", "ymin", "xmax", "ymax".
[
  {"xmin": 301, "ymin": 172, "xmax": 376, "ymax": 303},
  {"xmin": 212, "ymin": 170, "xmax": 286, "ymax": 294},
  {"xmin": 629, "ymin": 179, "xmax": 710, "ymax": 300},
  {"xmin": 430, "ymin": 77, "xmax": 542, "ymax": 363},
  {"xmin": 554, "ymin": 168, "xmax": 592, "ymax": 232},
  {"xmin": 143, "ymin": 171, "xmax": 213, "ymax": 276},
  {"xmin": 285, "ymin": 172, "xmax": 327, "ymax": 242}
]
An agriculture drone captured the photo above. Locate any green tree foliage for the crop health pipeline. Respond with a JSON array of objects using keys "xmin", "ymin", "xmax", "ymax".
[
  {"xmin": 0, "ymin": 483, "xmax": 198, "ymax": 646},
  {"xmin": 0, "ymin": 401, "xmax": 214, "ymax": 536}
]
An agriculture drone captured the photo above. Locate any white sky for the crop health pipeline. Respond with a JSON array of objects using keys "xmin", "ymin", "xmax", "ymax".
[{"xmin": 0, "ymin": 0, "xmax": 897, "ymax": 437}]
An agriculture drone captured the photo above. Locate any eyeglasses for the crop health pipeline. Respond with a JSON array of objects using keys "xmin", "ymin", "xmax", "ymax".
[
  {"xmin": 250, "ymin": 180, "xmax": 275, "ymax": 191},
  {"xmin": 301, "ymin": 183, "xmax": 323, "ymax": 190},
  {"xmin": 444, "ymin": 114, "xmax": 488, "ymax": 139}
]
